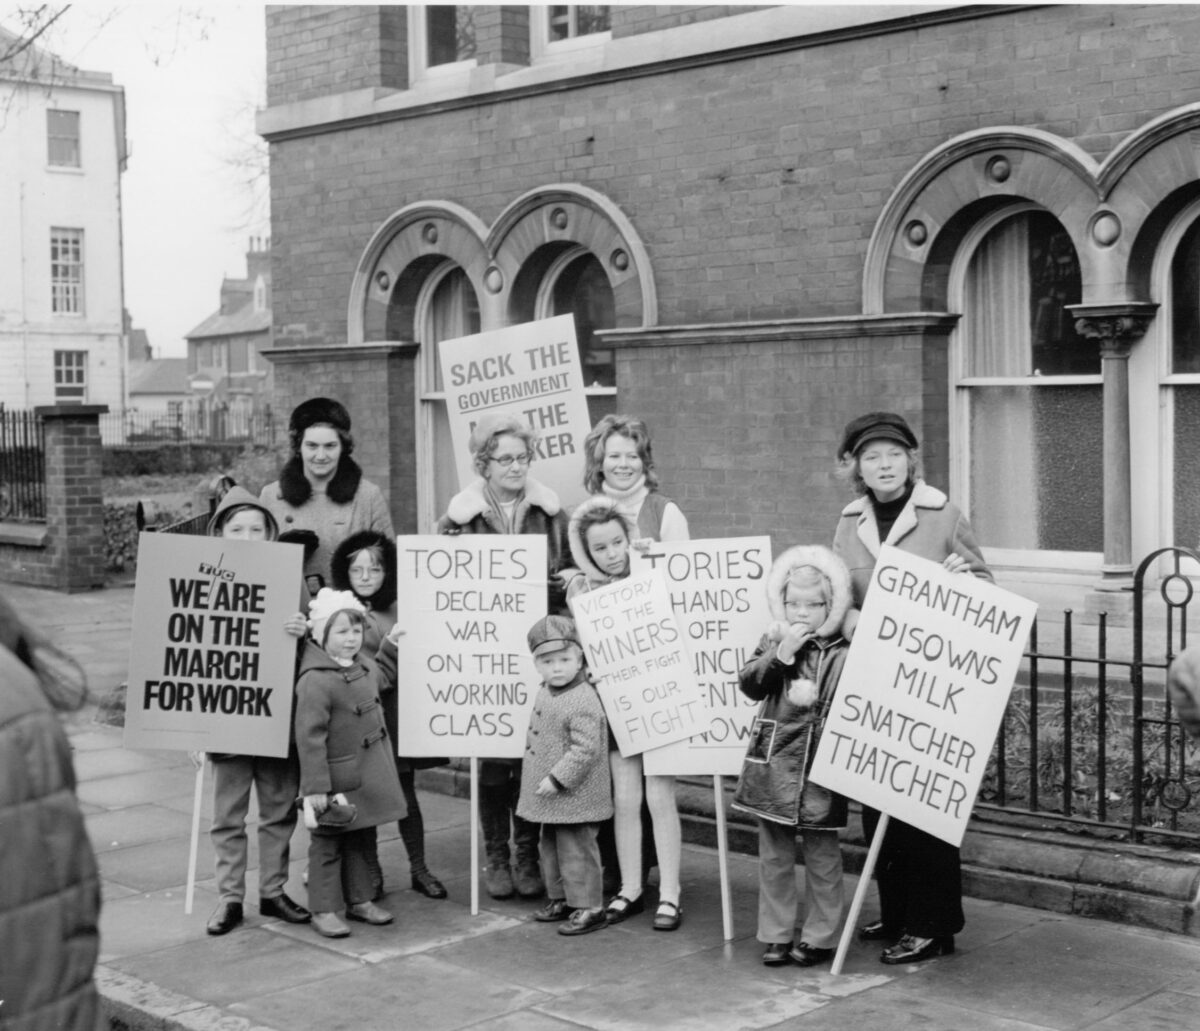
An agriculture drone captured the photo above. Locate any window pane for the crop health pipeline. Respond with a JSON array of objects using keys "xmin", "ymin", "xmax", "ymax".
[
  {"xmin": 1028, "ymin": 212, "xmax": 1093, "ymax": 375},
  {"xmin": 427, "ymin": 6, "xmax": 475, "ymax": 66},
  {"xmin": 969, "ymin": 384, "xmax": 1103, "ymax": 551},
  {"xmin": 551, "ymin": 253, "xmax": 616, "ymax": 387},
  {"xmin": 47, "ymin": 109, "xmax": 80, "ymax": 167},
  {"xmin": 1171, "ymin": 219, "xmax": 1200, "ymax": 373},
  {"xmin": 1175, "ymin": 386, "xmax": 1200, "ymax": 547},
  {"xmin": 548, "ymin": 5, "xmax": 609, "ymax": 41},
  {"xmin": 50, "ymin": 228, "xmax": 83, "ymax": 314}
]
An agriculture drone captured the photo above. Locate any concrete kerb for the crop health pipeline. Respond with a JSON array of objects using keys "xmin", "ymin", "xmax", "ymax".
[{"xmin": 97, "ymin": 966, "xmax": 285, "ymax": 1031}]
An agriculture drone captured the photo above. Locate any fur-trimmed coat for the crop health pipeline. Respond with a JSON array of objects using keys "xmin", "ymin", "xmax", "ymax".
[
  {"xmin": 436, "ymin": 475, "xmax": 569, "ymax": 615},
  {"xmin": 732, "ymin": 545, "xmax": 851, "ymax": 830},
  {"xmin": 516, "ymin": 670, "xmax": 613, "ymax": 825},
  {"xmin": 260, "ymin": 456, "xmax": 393, "ymax": 587},
  {"xmin": 832, "ymin": 480, "xmax": 992, "ymax": 607},
  {"xmin": 562, "ymin": 494, "xmax": 628, "ymax": 603},
  {"xmin": 294, "ymin": 640, "xmax": 406, "ymax": 833}
]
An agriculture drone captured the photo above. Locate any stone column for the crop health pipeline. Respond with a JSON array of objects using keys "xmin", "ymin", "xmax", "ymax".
[{"xmin": 1068, "ymin": 303, "xmax": 1156, "ymax": 616}]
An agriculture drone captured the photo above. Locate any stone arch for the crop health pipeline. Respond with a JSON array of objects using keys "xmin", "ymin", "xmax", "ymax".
[
  {"xmin": 863, "ymin": 127, "xmax": 1100, "ymax": 314},
  {"xmin": 486, "ymin": 184, "xmax": 657, "ymax": 328},
  {"xmin": 347, "ymin": 201, "xmax": 490, "ymax": 343}
]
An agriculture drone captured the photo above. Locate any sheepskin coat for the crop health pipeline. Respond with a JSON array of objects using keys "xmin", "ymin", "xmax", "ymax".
[
  {"xmin": 294, "ymin": 640, "xmax": 406, "ymax": 833},
  {"xmin": 732, "ymin": 545, "xmax": 852, "ymax": 829},
  {"xmin": 436, "ymin": 474, "xmax": 569, "ymax": 614},
  {"xmin": 260, "ymin": 456, "xmax": 393, "ymax": 586},
  {"xmin": 516, "ymin": 669, "xmax": 613, "ymax": 825},
  {"xmin": 833, "ymin": 480, "xmax": 992, "ymax": 607}
]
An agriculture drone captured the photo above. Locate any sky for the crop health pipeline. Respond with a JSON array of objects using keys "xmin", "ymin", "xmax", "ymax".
[{"xmin": 7, "ymin": 2, "xmax": 270, "ymax": 358}]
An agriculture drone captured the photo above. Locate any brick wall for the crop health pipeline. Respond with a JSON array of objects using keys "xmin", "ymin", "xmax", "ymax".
[
  {"xmin": 0, "ymin": 407, "xmax": 107, "ymax": 591},
  {"xmin": 266, "ymin": 5, "xmax": 408, "ymax": 106},
  {"xmin": 268, "ymin": 5, "xmax": 1200, "ymax": 346}
]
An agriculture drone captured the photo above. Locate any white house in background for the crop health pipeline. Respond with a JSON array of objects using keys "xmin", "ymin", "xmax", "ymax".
[
  {"xmin": 0, "ymin": 27, "xmax": 128, "ymax": 410},
  {"xmin": 128, "ymin": 358, "xmax": 189, "ymax": 413}
]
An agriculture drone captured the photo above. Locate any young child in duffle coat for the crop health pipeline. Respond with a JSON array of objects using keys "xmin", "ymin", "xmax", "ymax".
[
  {"xmin": 295, "ymin": 589, "xmax": 407, "ymax": 938},
  {"xmin": 517, "ymin": 615, "xmax": 614, "ymax": 936},
  {"xmin": 734, "ymin": 545, "xmax": 853, "ymax": 968}
]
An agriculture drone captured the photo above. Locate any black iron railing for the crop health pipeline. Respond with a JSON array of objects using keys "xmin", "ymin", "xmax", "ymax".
[
  {"xmin": 980, "ymin": 546, "xmax": 1200, "ymax": 845},
  {"xmin": 0, "ymin": 408, "xmax": 45, "ymax": 522}
]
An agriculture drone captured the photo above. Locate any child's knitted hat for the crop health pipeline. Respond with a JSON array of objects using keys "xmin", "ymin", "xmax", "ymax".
[{"xmin": 308, "ymin": 588, "xmax": 366, "ymax": 645}]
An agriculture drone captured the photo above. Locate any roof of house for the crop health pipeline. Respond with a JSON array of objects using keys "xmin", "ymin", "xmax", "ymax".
[
  {"xmin": 184, "ymin": 304, "xmax": 271, "ymax": 340},
  {"xmin": 128, "ymin": 359, "xmax": 189, "ymax": 396}
]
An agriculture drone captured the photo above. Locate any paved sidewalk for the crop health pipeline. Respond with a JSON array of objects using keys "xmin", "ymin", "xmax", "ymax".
[{"xmin": 9, "ymin": 580, "xmax": 1200, "ymax": 1030}]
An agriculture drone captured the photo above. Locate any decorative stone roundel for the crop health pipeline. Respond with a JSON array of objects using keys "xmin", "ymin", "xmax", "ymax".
[
  {"xmin": 551, "ymin": 208, "xmax": 569, "ymax": 230},
  {"xmin": 611, "ymin": 248, "xmax": 629, "ymax": 271},
  {"xmin": 986, "ymin": 155, "xmax": 1011, "ymax": 183},
  {"xmin": 484, "ymin": 266, "xmax": 504, "ymax": 294},
  {"xmin": 904, "ymin": 220, "xmax": 928, "ymax": 247},
  {"xmin": 375, "ymin": 270, "xmax": 390, "ymax": 292},
  {"xmin": 1091, "ymin": 211, "xmax": 1121, "ymax": 247},
  {"xmin": 422, "ymin": 222, "xmax": 439, "ymax": 245}
]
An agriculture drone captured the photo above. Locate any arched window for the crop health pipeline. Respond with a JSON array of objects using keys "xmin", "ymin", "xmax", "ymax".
[
  {"xmin": 415, "ymin": 264, "xmax": 480, "ymax": 529},
  {"xmin": 1164, "ymin": 211, "xmax": 1200, "ymax": 548},
  {"xmin": 954, "ymin": 208, "xmax": 1102, "ymax": 556},
  {"xmin": 532, "ymin": 245, "xmax": 618, "ymax": 427}
]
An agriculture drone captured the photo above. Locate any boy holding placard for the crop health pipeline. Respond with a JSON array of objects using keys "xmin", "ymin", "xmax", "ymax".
[
  {"xmin": 733, "ymin": 546, "xmax": 852, "ymax": 968},
  {"xmin": 517, "ymin": 615, "xmax": 613, "ymax": 936}
]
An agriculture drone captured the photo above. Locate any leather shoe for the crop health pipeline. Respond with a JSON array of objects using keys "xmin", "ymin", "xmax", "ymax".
[
  {"xmin": 513, "ymin": 863, "xmax": 545, "ymax": 899},
  {"xmin": 652, "ymin": 900, "xmax": 682, "ymax": 932},
  {"xmin": 558, "ymin": 906, "xmax": 606, "ymax": 936},
  {"xmin": 880, "ymin": 934, "xmax": 955, "ymax": 965},
  {"xmin": 311, "ymin": 911, "xmax": 350, "ymax": 938},
  {"xmin": 411, "ymin": 871, "xmax": 448, "ymax": 899},
  {"xmin": 206, "ymin": 901, "xmax": 243, "ymax": 936},
  {"xmin": 789, "ymin": 941, "xmax": 834, "ymax": 967},
  {"xmin": 485, "ymin": 864, "xmax": 514, "ymax": 899},
  {"xmin": 762, "ymin": 942, "xmax": 792, "ymax": 966},
  {"xmin": 604, "ymin": 893, "xmax": 645, "ymax": 925},
  {"xmin": 259, "ymin": 893, "xmax": 311, "ymax": 924},
  {"xmin": 859, "ymin": 919, "xmax": 901, "ymax": 942},
  {"xmin": 534, "ymin": 898, "xmax": 573, "ymax": 922},
  {"xmin": 346, "ymin": 900, "xmax": 394, "ymax": 925}
]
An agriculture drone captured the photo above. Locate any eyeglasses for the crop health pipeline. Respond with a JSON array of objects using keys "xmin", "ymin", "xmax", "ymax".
[
  {"xmin": 490, "ymin": 453, "xmax": 533, "ymax": 468},
  {"xmin": 349, "ymin": 565, "xmax": 384, "ymax": 579}
]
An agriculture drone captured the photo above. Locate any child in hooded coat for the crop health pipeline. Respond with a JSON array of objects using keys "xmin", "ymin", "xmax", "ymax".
[{"xmin": 734, "ymin": 545, "xmax": 853, "ymax": 968}]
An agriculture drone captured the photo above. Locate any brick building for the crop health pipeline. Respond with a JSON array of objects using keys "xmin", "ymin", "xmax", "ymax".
[{"xmin": 258, "ymin": 4, "xmax": 1200, "ymax": 615}]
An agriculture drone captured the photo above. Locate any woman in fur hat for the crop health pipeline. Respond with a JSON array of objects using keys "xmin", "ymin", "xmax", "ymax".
[
  {"xmin": 260, "ymin": 397, "xmax": 394, "ymax": 590},
  {"xmin": 832, "ymin": 410, "xmax": 991, "ymax": 965},
  {"xmin": 734, "ymin": 545, "xmax": 853, "ymax": 969},
  {"xmin": 436, "ymin": 411, "xmax": 570, "ymax": 901},
  {"xmin": 331, "ymin": 530, "xmax": 449, "ymax": 901}
]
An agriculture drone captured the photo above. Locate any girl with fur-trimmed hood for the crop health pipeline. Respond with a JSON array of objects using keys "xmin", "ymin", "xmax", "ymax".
[{"xmin": 734, "ymin": 545, "xmax": 852, "ymax": 969}]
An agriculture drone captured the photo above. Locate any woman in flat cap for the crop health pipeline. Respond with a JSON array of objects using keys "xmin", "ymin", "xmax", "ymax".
[
  {"xmin": 260, "ymin": 397, "xmax": 394, "ymax": 590},
  {"xmin": 832, "ymin": 410, "xmax": 991, "ymax": 965}
]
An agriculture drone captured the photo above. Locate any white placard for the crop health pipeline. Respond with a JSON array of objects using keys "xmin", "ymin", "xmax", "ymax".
[
  {"xmin": 123, "ymin": 533, "xmax": 304, "ymax": 757},
  {"xmin": 391, "ymin": 535, "xmax": 547, "ymax": 758},
  {"xmin": 630, "ymin": 537, "xmax": 773, "ymax": 776},
  {"xmin": 438, "ymin": 315, "xmax": 592, "ymax": 511},
  {"xmin": 571, "ymin": 569, "xmax": 704, "ymax": 757},
  {"xmin": 808, "ymin": 545, "xmax": 1037, "ymax": 846}
]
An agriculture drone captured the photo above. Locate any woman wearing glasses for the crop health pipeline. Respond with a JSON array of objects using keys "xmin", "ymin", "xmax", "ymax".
[
  {"xmin": 437, "ymin": 412, "xmax": 570, "ymax": 900},
  {"xmin": 331, "ymin": 530, "xmax": 449, "ymax": 901},
  {"xmin": 578, "ymin": 414, "xmax": 690, "ymax": 932}
]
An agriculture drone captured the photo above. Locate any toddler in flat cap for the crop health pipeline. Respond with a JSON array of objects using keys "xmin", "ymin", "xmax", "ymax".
[{"xmin": 516, "ymin": 615, "xmax": 613, "ymax": 936}]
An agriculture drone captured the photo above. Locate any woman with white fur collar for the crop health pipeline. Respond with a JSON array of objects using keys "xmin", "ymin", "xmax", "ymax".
[
  {"xmin": 436, "ymin": 412, "xmax": 570, "ymax": 902},
  {"xmin": 832, "ymin": 411, "xmax": 991, "ymax": 966},
  {"xmin": 734, "ymin": 545, "xmax": 852, "ymax": 968}
]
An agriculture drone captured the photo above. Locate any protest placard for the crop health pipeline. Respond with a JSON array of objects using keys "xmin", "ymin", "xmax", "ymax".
[
  {"xmin": 808, "ymin": 545, "xmax": 1037, "ymax": 846},
  {"xmin": 630, "ymin": 537, "xmax": 772, "ymax": 776},
  {"xmin": 571, "ymin": 568, "xmax": 704, "ymax": 757},
  {"xmin": 438, "ymin": 314, "xmax": 592, "ymax": 510},
  {"xmin": 123, "ymin": 532, "xmax": 304, "ymax": 757},
  {"xmin": 391, "ymin": 535, "xmax": 547, "ymax": 759}
]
